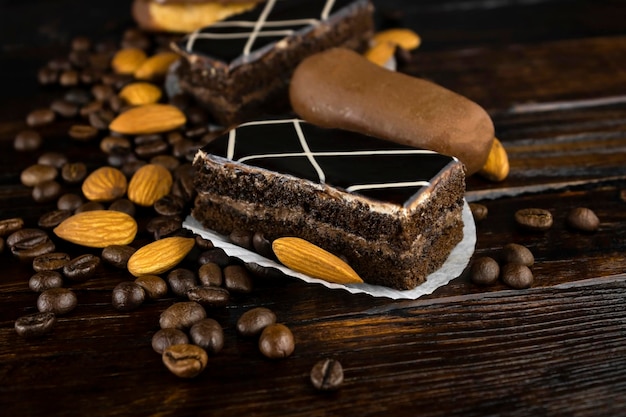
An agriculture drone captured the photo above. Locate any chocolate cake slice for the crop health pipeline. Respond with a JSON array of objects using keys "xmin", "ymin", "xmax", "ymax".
[
  {"xmin": 171, "ymin": 0, "xmax": 374, "ymax": 127},
  {"xmin": 192, "ymin": 118, "xmax": 466, "ymax": 290}
]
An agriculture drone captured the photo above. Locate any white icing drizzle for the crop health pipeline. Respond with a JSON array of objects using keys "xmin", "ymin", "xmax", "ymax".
[
  {"xmin": 346, "ymin": 181, "xmax": 431, "ymax": 193},
  {"xmin": 321, "ymin": 0, "xmax": 337, "ymax": 19},
  {"xmin": 227, "ymin": 129, "xmax": 237, "ymax": 160},
  {"xmin": 243, "ymin": 0, "xmax": 276, "ymax": 58},
  {"xmin": 294, "ymin": 119, "xmax": 326, "ymax": 184}
]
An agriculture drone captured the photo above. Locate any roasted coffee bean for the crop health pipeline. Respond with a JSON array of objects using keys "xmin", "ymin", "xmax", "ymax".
[
  {"xmin": 21, "ymin": 164, "xmax": 58, "ymax": 187},
  {"xmin": 198, "ymin": 248, "xmax": 230, "ymax": 267},
  {"xmin": 229, "ymin": 230, "xmax": 253, "ymax": 250},
  {"xmin": 470, "ymin": 257, "xmax": 500, "ymax": 285},
  {"xmin": 37, "ymin": 288, "xmax": 78, "ymax": 315},
  {"xmin": 50, "ymin": 99, "xmax": 79, "ymax": 118},
  {"xmin": 224, "ymin": 265, "xmax": 253, "ymax": 293},
  {"xmin": 198, "ymin": 262, "xmax": 222, "ymax": 287},
  {"xmin": 0, "ymin": 217, "xmax": 24, "ymax": 237},
  {"xmin": 0, "ymin": 237, "xmax": 4, "ymax": 254},
  {"xmin": 29, "ymin": 271, "xmax": 64, "ymax": 292},
  {"xmin": 15, "ymin": 312, "xmax": 56, "ymax": 338},
  {"xmin": 72, "ymin": 35, "xmax": 92, "ymax": 51},
  {"xmin": 102, "ymin": 244, "xmax": 136, "ymax": 268},
  {"xmin": 259, "ymin": 323, "xmax": 295, "ymax": 359},
  {"xmin": 68, "ymin": 124, "xmax": 98, "ymax": 141},
  {"xmin": 160, "ymin": 301, "xmax": 207, "ymax": 330},
  {"xmin": 88, "ymin": 109, "xmax": 114, "ymax": 130},
  {"xmin": 12, "ymin": 239, "xmax": 56, "ymax": 261},
  {"xmin": 185, "ymin": 126, "xmax": 209, "ymax": 139},
  {"xmin": 172, "ymin": 139, "xmax": 200, "ymax": 160},
  {"xmin": 120, "ymin": 159, "xmax": 147, "ymax": 177},
  {"xmin": 134, "ymin": 134, "xmax": 163, "ymax": 146},
  {"xmin": 310, "ymin": 358, "xmax": 344, "ymax": 391},
  {"xmin": 79, "ymin": 100, "xmax": 103, "ymax": 117},
  {"xmin": 112, "ymin": 281, "xmax": 146, "ymax": 311},
  {"xmin": 186, "ymin": 286, "xmax": 230, "ymax": 307},
  {"xmin": 39, "ymin": 152, "xmax": 68, "ymax": 169},
  {"xmin": 502, "ymin": 243, "xmax": 534, "ymax": 267},
  {"xmin": 65, "ymin": 88, "xmax": 93, "ymax": 105},
  {"xmin": 190, "ymin": 318, "xmax": 224, "ymax": 354},
  {"xmin": 162, "ymin": 344, "xmax": 208, "ymax": 378},
  {"xmin": 26, "ymin": 108, "xmax": 55, "ymax": 127},
  {"xmin": 38, "ymin": 66, "xmax": 58, "ymax": 85},
  {"xmin": 252, "ymin": 232, "xmax": 274, "ymax": 259},
  {"xmin": 515, "ymin": 208, "xmax": 553, "ymax": 231},
  {"xmin": 122, "ymin": 28, "xmax": 151, "ymax": 50},
  {"xmin": 108, "ymin": 198, "xmax": 136, "ymax": 217},
  {"xmin": 91, "ymin": 84, "xmax": 114, "ymax": 102},
  {"xmin": 167, "ymin": 268, "xmax": 198, "ymax": 297},
  {"xmin": 8, "ymin": 228, "xmax": 55, "ymax": 261},
  {"xmin": 167, "ymin": 131, "xmax": 185, "ymax": 145},
  {"xmin": 195, "ymin": 235, "xmax": 213, "ymax": 250},
  {"xmin": 150, "ymin": 155, "xmax": 180, "ymax": 172},
  {"xmin": 57, "ymin": 193, "xmax": 83, "ymax": 212},
  {"xmin": 59, "ymin": 70, "xmax": 79, "ymax": 87},
  {"xmin": 501, "ymin": 263, "xmax": 534, "ymax": 289},
  {"xmin": 81, "ymin": 67, "xmax": 102, "ymax": 85},
  {"xmin": 152, "ymin": 328, "xmax": 189, "ymax": 354},
  {"xmin": 101, "ymin": 72, "xmax": 132, "ymax": 89},
  {"xmin": 567, "ymin": 207, "xmax": 600, "ymax": 232},
  {"xmin": 7, "ymin": 228, "xmax": 47, "ymax": 248},
  {"xmin": 186, "ymin": 106, "xmax": 209, "ymax": 126},
  {"xmin": 154, "ymin": 194, "xmax": 185, "ymax": 216},
  {"xmin": 33, "ymin": 180, "xmax": 62, "ymax": 203},
  {"xmin": 38, "ymin": 209, "xmax": 72, "ymax": 229},
  {"xmin": 47, "ymin": 57, "xmax": 72, "ymax": 71},
  {"xmin": 14, "ymin": 129, "xmax": 42, "ymax": 151},
  {"xmin": 32, "ymin": 252, "xmax": 70, "ymax": 272},
  {"xmin": 469, "ymin": 203, "xmax": 488, "ymax": 222},
  {"xmin": 135, "ymin": 275, "xmax": 168, "ymax": 299},
  {"xmin": 61, "ymin": 162, "xmax": 88, "ymax": 184},
  {"xmin": 100, "ymin": 136, "xmax": 131, "ymax": 155},
  {"xmin": 63, "ymin": 254, "xmax": 100, "ymax": 281},
  {"xmin": 237, "ymin": 307, "xmax": 277, "ymax": 337},
  {"xmin": 75, "ymin": 201, "xmax": 106, "ymax": 213},
  {"xmin": 244, "ymin": 262, "xmax": 284, "ymax": 279},
  {"xmin": 171, "ymin": 171, "xmax": 196, "ymax": 202},
  {"xmin": 147, "ymin": 216, "xmax": 182, "ymax": 240},
  {"xmin": 69, "ymin": 51, "xmax": 90, "ymax": 69},
  {"xmin": 135, "ymin": 139, "xmax": 168, "ymax": 159}
]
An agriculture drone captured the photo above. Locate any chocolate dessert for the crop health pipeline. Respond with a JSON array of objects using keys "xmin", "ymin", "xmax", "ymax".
[{"xmin": 192, "ymin": 118, "xmax": 466, "ymax": 290}]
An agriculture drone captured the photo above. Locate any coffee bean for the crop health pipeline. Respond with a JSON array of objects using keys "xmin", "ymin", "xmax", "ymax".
[
  {"xmin": 8, "ymin": 228, "xmax": 55, "ymax": 261},
  {"xmin": 470, "ymin": 257, "xmax": 500, "ymax": 285},
  {"xmin": 15, "ymin": 312, "xmax": 56, "ymax": 338},
  {"xmin": 38, "ymin": 209, "xmax": 72, "ymax": 229},
  {"xmin": 150, "ymin": 155, "xmax": 180, "ymax": 172},
  {"xmin": 152, "ymin": 328, "xmax": 189, "ymax": 354},
  {"xmin": 108, "ymin": 198, "xmax": 136, "ymax": 217},
  {"xmin": 79, "ymin": 100, "xmax": 103, "ymax": 117},
  {"xmin": 102, "ymin": 244, "xmax": 136, "ymax": 269},
  {"xmin": 252, "ymin": 232, "xmax": 274, "ymax": 259},
  {"xmin": 502, "ymin": 243, "xmax": 534, "ymax": 267},
  {"xmin": 237, "ymin": 307, "xmax": 277, "ymax": 337},
  {"xmin": 167, "ymin": 268, "xmax": 198, "ymax": 297},
  {"xmin": 57, "ymin": 193, "xmax": 83, "ymax": 212},
  {"xmin": 198, "ymin": 248, "xmax": 230, "ymax": 267},
  {"xmin": 68, "ymin": 124, "xmax": 98, "ymax": 141},
  {"xmin": 39, "ymin": 152, "xmax": 69, "ymax": 169},
  {"xmin": 172, "ymin": 139, "xmax": 200, "ymax": 160},
  {"xmin": 135, "ymin": 275, "xmax": 168, "ymax": 299},
  {"xmin": 120, "ymin": 159, "xmax": 147, "ymax": 177},
  {"xmin": 38, "ymin": 67, "xmax": 59, "ymax": 85},
  {"xmin": 88, "ymin": 109, "xmax": 114, "ymax": 130},
  {"xmin": 501, "ymin": 263, "xmax": 534, "ymax": 289},
  {"xmin": 198, "ymin": 262, "xmax": 222, "ymax": 287},
  {"xmin": 81, "ymin": 68, "xmax": 103, "ymax": 85},
  {"xmin": 229, "ymin": 230, "xmax": 253, "ymax": 250},
  {"xmin": 37, "ymin": 288, "xmax": 78, "ymax": 315},
  {"xmin": 195, "ymin": 235, "xmax": 213, "ymax": 250},
  {"xmin": 100, "ymin": 136, "xmax": 131, "ymax": 155},
  {"xmin": 61, "ymin": 162, "xmax": 88, "ymax": 183},
  {"xmin": 29, "ymin": 271, "xmax": 64, "ymax": 292},
  {"xmin": 65, "ymin": 88, "xmax": 93, "ymax": 105},
  {"xmin": 567, "ymin": 207, "xmax": 600, "ymax": 232},
  {"xmin": 32, "ymin": 252, "xmax": 70, "ymax": 272},
  {"xmin": 26, "ymin": 108, "xmax": 55, "ymax": 127},
  {"xmin": 186, "ymin": 286, "xmax": 230, "ymax": 307},
  {"xmin": 72, "ymin": 36, "xmax": 92, "ymax": 52},
  {"xmin": 160, "ymin": 301, "xmax": 207, "ymax": 330},
  {"xmin": 224, "ymin": 265, "xmax": 253, "ymax": 293},
  {"xmin": 69, "ymin": 51, "xmax": 90, "ymax": 69},
  {"xmin": 21, "ymin": 164, "xmax": 58, "ymax": 187},
  {"xmin": 91, "ymin": 84, "xmax": 114, "ymax": 102},
  {"xmin": 75, "ymin": 201, "xmax": 106, "ymax": 213},
  {"xmin": 259, "ymin": 323, "xmax": 295, "ymax": 359},
  {"xmin": 186, "ymin": 106, "xmax": 209, "ymax": 126},
  {"xmin": 33, "ymin": 180, "xmax": 62, "ymax": 203},
  {"xmin": 6, "ymin": 228, "xmax": 47, "ymax": 247},
  {"xmin": 171, "ymin": 167, "xmax": 196, "ymax": 202},
  {"xmin": 469, "ymin": 203, "xmax": 488, "ymax": 222},
  {"xmin": 0, "ymin": 217, "xmax": 24, "ymax": 237},
  {"xmin": 47, "ymin": 57, "xmax": 72, "ymax": 71},
  {"xmin": 63, "ymin": 254, "xmax": 100, "ymax": 281},
  {"xmin": 90, "ymin": 51, "xmax": 112, "ymax": 70},
  {"xmin": 154, "ymin": 194, "xmax": 185, "ymax": 217},
  {"xmin": 59, "ymin": 70, "xmax": 79, "ymax": 87},
  {"xmin": 147, "ymin": 216, "xmax": 182, "ymax": 240},
  {"xmin": 190, "ymin": 318, "xmax": 224, "ymax": 354},
  {"xmin": 515, "ymin": 208, "xmax": 553, "ymax": 231},
  {"xmin": 50, "ymin": 99, "xmax": 79, "ymax": 118},
  {"xmin": 14, "ymin": 130, "xmax": 42, "ymax": 151},
  {"xmin": 310, "ymin": 358, "xmax": 344, "ymax": 391},
  {"xmin": 112, "ymin": 281, "xmax": 146, "ymax": 311},
  {"xmin": 135, "ymin": 138, "xmax": 168, "ymax": 159},
  {"xmin": 122, "ymin": 28, "xmax": 151, "ymax": 50},
  {"xmin": 162, "ymin": 344, "xmax": 208, "ymax": 378},
  {"xmin": 0, "ymin": 237, "xmax": 4, "ymax": 254}
]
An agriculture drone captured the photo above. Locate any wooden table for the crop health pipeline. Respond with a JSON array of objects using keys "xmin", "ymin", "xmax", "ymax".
[{"xmin": 2, "ymin": 1, "xmax": 626, "ymax": 415}]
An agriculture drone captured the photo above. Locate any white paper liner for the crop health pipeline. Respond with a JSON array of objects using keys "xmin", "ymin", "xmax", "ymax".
[{"xmin": 183, "ymin": 200, "xmax": 475, "ymax": 300}]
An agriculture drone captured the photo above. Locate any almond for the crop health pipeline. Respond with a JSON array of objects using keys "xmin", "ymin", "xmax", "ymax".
[
  {"xmin": 127, "ymin": 236, "xmax": 195, "ymax": 276},
  {"xmin": 364, "ymin": 42, "xmax": 396, "ymax": 67},
  {"xmin": 81, "ymin": 166, "xmax": 128, "ymax": 202},
  {"xmin": 478, "ymin": 137, "xmax": 509, "ymax": 182},
  {"xmin": 272, "ymin": 237, "xmax": 363, "ymax": 284},
  {"xmin": 111, "ymin": 48, "xmax": 148, "ymax": 75},
  {"xmin": 109, "ymin": 104, "xmax": 186, "ymax": 135},
  {"xmin": 127, "ymin": 163, "xmax": 173, "ymax": 206},
  {"xmin": 118, "ymin": 82, "xmax": 163, "ymax": 106},
  {"xmin": 134, "ymin": 52, "xmax": 179, "ymax": 81},
  {"xmin": 372, "ymin": 29, "xmax": 421, "ymax": 51},
  {"xmin": 53, "ymin": 210, "xmax": 137, "ymax": 248}
]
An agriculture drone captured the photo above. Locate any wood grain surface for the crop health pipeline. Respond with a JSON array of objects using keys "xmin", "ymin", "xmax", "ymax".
[{"xmin": 2, "ymin": 0, "xmax": 626, "ymax": 415}]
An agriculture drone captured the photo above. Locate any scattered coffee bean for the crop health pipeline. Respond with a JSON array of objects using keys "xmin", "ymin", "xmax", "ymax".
[
  {"xmin": 148, "ymin": 216, "xmax": 183, "ymax": 240},
  {"xmin": 79, "ymin": 100, "xmax": 103, "ymax": 117},
  {"xmin": 48, "ymin": 57, "xmax": 72, "ymax": 71},
  {"xmin": 310, "ymin": 358, "xmax": 344, "ymax": 391},
  {"xmin": 172, "ymin": 139, "xmax": 200, "ymax": 161},
  {"xmin": 135, "ymin": 275, "xmax": 168, "ymax": 299},
  {"xmin": 120, "ymin": 159, "xmax": 147, "ymax": 177},
  {"xmin": 32, "ymin": 180, "xmax": 62, "ymax": 203},
  {"xmin": 14, "ymin": 130, "xmax": 42, "ymax": 151},
  {"xmin": 515, "ymin": 208, "xmax": 553, "ymax": 231},
  {"xmin": 186, "ymin": 286, "xmax": 230, "ymax": 307},
  {"xmin": 112, "ymin": 281, "xmax": 146, "ymax": 311},
  {"xmin": 29, "ymin": 271, "xmax": 65, "ymax": 292},
  {"xmin": 21, "ymin": 164, "xmax": 58, "ymax": 187},
  {"xmin": 7, "ymin": 227, "xmax": 47, "ymax": 247},
  {"xmin": 39, "ymin": 152, "xmax": 69, "ymax": 169},
  {"xmin": 567, "ymin": 207, "xmax": 600, "ymax": 232},
  {"xmin": 154, "ymin": 194, "xmax": 186, "ymax": 217},
  {"xmin": 167, "ymin": 268, "xmax": 198, "ymax": 297},
  {"xmin": 224, "ymin": 265, "xmax": 253, "ymax": 293},
  {"xmin": 194, "ymin": 235, "xmax": 213, "ymax": 250},
  {"xmin": 102, "ymin": 245, "xmax": 136, "ymax": 268},
  {"xmin": 252, "ymin": 232, "xmax": 274, "ymax": 259},
  {"xmin": 37, "ymin": 288, "xmax": 78, "ymax": 315},
  {"xmin": 159, "ymin": 301, "xmax": 207, "ymax": 330},
  {"xmin": 135, "ymin": 138, "xmax": 168, "ymax": 159},
  {"xmin": 198, "ymin": 248, "xmax": 230, "ymax": 267},
  {"xmin": 198, "ymin": 262, "xmax": 222, "ymax": 287},
  {"xmin": 38, "ymin": 209, "xmax": 72, "ymax": 229},
  {"xmin": 0, "ymin": 217, "xmax": 24, "ymax": 237},
  {"xmin": 88, "ymin": 109, "xmax": 114, "ymax": 130},
  {"xmin": 108, "ymin": 198, "xmax": 136, "ymax": 217},
  {"xmin": 38, "ymin": 66, "xmax": 59, "ymax": 85},
  {"xmin": 59, "ymin": 69, "xmax": 79, "ymax": 86},
  {"xmin": 65, "ymin": 88, "xmax": 92, "ymax": 105},
  {"xmin": 162, "ymin": 344, "xmax": 208, "ymax": 378},
  {"xmin": 8, "ymin": 228, "xmax": 55, "ymax": 261},
  {"xmin": 470, "ymin": 257, "xmax": 500, "ymax": 285},
  {"xmin": 100, "ymin": 135, "xmax": 131, "ymax": 155},
  {"xmin": 68, "ymin": 124, "xmax": 98, "ymax": 141},
  {"xmin": 502, "ymin": 243, "xmax": 534, "ymax": 267},
  {"xmin": 50, "ymin": 99, "xmax": 79, "ymax": 118},
  {"xmin": 91, "ymin": 84, "xmax": 114, "ymax": 102},
  {"xmin": 259, "ymin": 323, "xmax": 295, "ymax": 359},
  {"xmin": 237, "ymin": 307, "xmax": 277, "ymax": 337},
  {"xmin": 32, "ymin": 252, "xmax": 70, "ymax": 272},
  {"xmin": 152, "ymin": 328, "xmax": 189, "ymax": 354},
  {"xmin": 501, "ymin": 263, "xmax": 534, "ymax": 289},
  {"xmin": 150, "ymin": 155, "xmax": 180, "ymax": 172},
  {"xmin": 63, "ymin": 254, "xmax": 100, "ymax": 281},
  {"xmin": 75, "ymin": 201, "xmax": 106, "ymax": 213},
  {"xmin": 122, "ymin": 28, "xmax": 151, "ymax": 50},
  {"xmin": 189, "ymin": 318, "xmax": 224, "ymax": 354},
  {"xmin": 186, "ymin": 106, "xmax": 209, "ymax": 126},
  {"xmin": 229, "ymin": 230, "xmax": 253, "ymax": 250},
  {"xmin": 57, "ymin": 193, "xmax": 83, "ymax": 212},
  {"xmin": 61, "ymin": 162, "xmax": 88, "ymax": 183},
  {"xmin": 71, "ymin": 35, "xmax": 92, "ymax": 52},
  {"xmin": 15, "ymin": 312, "xmax": 56, "ymax": 338},
  {"xmin": 26, "ymin": 108, "xmax": 55, "ymax": 127},
  {"xmin": 469, "ymin": 203, "xmax": 488, "ymax": 222}
]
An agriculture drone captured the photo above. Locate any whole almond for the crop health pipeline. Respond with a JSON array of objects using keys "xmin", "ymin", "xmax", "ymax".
[
  {"xmin": 364, "ymin": 42, "xmax": 396, "ymax": 67},
  {"xmin": 118, "ymin": 82, "xmax": 162, "ymax": 106},
  {"xmin": 111, "ymin": 48, "xmax": 147, "ymax": 75},
  {"xmin": 53, "ymin": 210, "xmax": 137, "ymax": 248},
  {"xmin": 81, "ymin": 166, "xmax": 128, "ymax": 202},
  {"xmin": 127, "ymin": 164, "xmax": 173, "ymax": 206},
  {"xmin": 109, "ymin": 104, "xmax": 186, "ymax": 135},
  {"xmin": 127, "ymin": 236, "xmax": 195, "ymax": 276},
  {"xmin": 372, "ymin": 29, "xmax": 421, "ymax": 50},
  {"xmin": 478, "ymin": 138, "xmax": 509, "ymax": 182},
  {"xmin": 134, "ymin": 52, "xmax": 179, "ymax": 81},
  {"xmin": 272, "ymin": 237, "xmax": 363, "ymax": 284}
]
